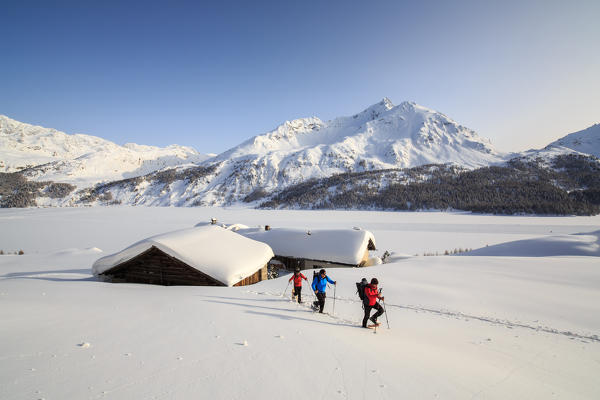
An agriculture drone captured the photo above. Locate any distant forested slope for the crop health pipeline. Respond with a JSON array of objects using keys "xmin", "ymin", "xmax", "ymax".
[{"xmin": 259, "ymin": 154, "xmax": 600, "ymax": 215}]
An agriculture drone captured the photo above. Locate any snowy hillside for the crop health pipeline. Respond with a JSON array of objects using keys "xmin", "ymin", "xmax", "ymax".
[
  {"xmin": 1, "ymin": 207, "xmax": 599, "ymax": 399},
  {"xmin": 513, "ymin": 123, "xmax": 600, "ymax": 164},
  {"xmin": 545, "ymin": 123, "xmax": 600, "ymax": 158},
  {"xmin": 0, "ymin": 115, "xmax": 211, "ymax": 187}
]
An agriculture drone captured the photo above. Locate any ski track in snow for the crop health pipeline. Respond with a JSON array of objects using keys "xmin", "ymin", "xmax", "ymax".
[
  {"xmin": 386, "ymin": 302, "xmax": 600, "ymax": 343},
  {"xmin": 247, "ymin": 290, "xmax": 600, "ymax": 343}
]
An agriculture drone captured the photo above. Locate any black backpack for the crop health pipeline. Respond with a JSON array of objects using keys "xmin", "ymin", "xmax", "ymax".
[
  {"xmin": 312, "ymin": 270, "xmax": 319, "ymax": 287},
  {"xmin": 356, "ymin": 278, "xmax": 368, "ymax": 301}
]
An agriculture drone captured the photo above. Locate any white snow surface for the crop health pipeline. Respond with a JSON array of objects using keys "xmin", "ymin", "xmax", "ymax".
[
  {"xmin": 0, "ymin": 115, "xmax": 211, "ymax": 187},
  {"xmin": 463, "ymin": 230, "xmax": 600, "ymax": 257},
  {"xmin": 92, "ymin": 225, "xmax": 274, "ymax": 286},
  {"xmin": 1, "ymin": 207, "xmax": 600, "ymax": 399},
  {"xmin": 234, "ymin": 226, "xmax": 376, "ymax": 265}
]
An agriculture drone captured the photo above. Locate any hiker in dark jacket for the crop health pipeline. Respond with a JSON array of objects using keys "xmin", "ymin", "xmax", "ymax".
[
  {"xmin": 362, "ymin": 278, "xmax": 385, "ymax": 328},
  {"xmin": 311, "ymin": 269, "xmax": 336, "ymax": 313},
  {"xmin": 288, "ymin": 268, "xmax": 308, "ymax": 303}
]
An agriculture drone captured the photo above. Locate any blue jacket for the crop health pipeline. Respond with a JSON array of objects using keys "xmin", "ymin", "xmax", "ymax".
[{"xmin": 312, "ymin": 275, "xmax": 335, "ymax": 293}]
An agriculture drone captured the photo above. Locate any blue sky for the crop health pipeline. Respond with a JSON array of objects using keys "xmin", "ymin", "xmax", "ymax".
[{"xmin": 1, "ymin": 0, "xmax": 598, "ymax": 154}]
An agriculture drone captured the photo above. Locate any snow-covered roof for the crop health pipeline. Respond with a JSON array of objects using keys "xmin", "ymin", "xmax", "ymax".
[
  {"xmin": 235, "ymin": 227, "xmax": 376, "ymax": 265},
  {"xmin": 92, "ymin": 225, "xmax": 274, "ymax": 286}
]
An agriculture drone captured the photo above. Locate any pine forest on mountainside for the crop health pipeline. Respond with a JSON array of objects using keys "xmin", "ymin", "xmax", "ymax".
[{"xmin": 2, "ymin": 154, "xmax": 599, "ymax": 215}]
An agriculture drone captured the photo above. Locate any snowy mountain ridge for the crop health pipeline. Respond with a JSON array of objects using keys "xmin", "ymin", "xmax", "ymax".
[
  {"xmin": 0, "ymin": 115, "xmax": 211, "ymax": 187},
  {"xmin": 544, "ymin": 123, "xmax": 600, "ymax": 158},
  {"xmin": 219, "ymin": 99, "xmax": 500, "ymax": 167},
  {"xmin": 2, "ymin": 99, "xmax": 599, "ymax": 209}
]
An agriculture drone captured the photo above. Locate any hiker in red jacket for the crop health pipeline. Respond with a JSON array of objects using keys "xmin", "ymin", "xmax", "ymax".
[
  {"xmin": 362, "ymin": 278, "xmax": 385, "ymax": 328},
  {"xmin": 289, "ymin": 267, "xmax": 308, "ymax": 303}
]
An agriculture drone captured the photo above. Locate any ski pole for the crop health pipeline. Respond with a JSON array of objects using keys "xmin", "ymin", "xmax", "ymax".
[{"xmin": 282, "ymin": 280, "xmax": 291, "ymax": 297}]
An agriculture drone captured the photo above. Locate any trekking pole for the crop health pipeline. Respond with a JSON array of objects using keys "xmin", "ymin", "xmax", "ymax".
[
  {"xmin": 332, "ymin": 284, "xmax": 337, "ymax": 316},
  {"xmin": 282, "ymin": 280, "xmax": 291, "ymax": 297},
  {"xmin": 381, "ymin": 288, "xmax": 390, "ymax": 329},
  {"xmin": 382, "ymin": 299, "xmax": 390, "ymax": 329}
]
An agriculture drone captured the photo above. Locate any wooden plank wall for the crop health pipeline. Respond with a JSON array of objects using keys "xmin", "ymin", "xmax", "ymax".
[
  {"xmin": 233, "ymin": 266, "xmax": 267, "ymax": 287},
  {"xmin": 102, "ymin": 246, "xmax": 268, "ymax": 287},
  {"xmin": 103, "ymin": 247, "xmax": 225, "ymax": 286}
]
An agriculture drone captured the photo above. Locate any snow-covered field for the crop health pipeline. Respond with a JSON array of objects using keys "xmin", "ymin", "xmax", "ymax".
[{"xmin": 1, "ymin": 207, "xmax": 599, "ymax": 399}]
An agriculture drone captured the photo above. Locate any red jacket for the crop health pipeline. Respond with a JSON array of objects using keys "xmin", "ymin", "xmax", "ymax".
[
  {"xmin": 289, "ymin": 273, "xmax": 307, "ymax": 287},
  {"xmin": 364, "ymin": 284, "xmax": 382, "ymax": 306}
]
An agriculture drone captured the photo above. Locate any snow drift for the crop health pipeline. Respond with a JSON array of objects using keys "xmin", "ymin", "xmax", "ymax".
[{"xmin": 463, "ymin": 230, "xmax": 600, "ymax": 257}]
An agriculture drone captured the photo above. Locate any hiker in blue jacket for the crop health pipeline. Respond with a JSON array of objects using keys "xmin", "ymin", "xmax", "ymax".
[{"xmin": 312, "ymin": 269, "xmax": 336, "ymax": 313}]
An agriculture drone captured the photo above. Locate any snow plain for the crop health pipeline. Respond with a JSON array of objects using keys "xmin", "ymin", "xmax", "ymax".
[{"xmin": 1, "ymin": 207, "xmax": 599, "ymax": 400}]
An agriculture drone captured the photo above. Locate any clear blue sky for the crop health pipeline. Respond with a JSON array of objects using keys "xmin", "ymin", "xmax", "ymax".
[{"xmin": 1, "ymin": 0, "xmax": 598, "ymax": 154}]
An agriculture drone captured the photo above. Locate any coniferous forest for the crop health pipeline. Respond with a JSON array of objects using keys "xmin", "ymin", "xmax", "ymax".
[{"xmin": 259, "ymin": 154, "xmax": 600, "ymax": 215}]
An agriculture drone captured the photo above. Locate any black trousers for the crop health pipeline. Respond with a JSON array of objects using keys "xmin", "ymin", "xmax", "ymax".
[
  {"xmin": 362, "ymin": 302, "xmax": 384, "ymax": 327},
  {"xmin": 293, "ymin": 286, "xmax": 302, "ymax": 303},
  {"xmin": 314, "ymin": 292, "xmax": 326, "ymax": 313}
]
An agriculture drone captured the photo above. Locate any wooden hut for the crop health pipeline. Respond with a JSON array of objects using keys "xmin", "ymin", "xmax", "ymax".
[
  {"xmin": 92, "ymin": 226, "xmax": 274, "ymax": 286},
  {"xmin": 235, "ymin": 227, "xmax": 377, "ymax": 271}
]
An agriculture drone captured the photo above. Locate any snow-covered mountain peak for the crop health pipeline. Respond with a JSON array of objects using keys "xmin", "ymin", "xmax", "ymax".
[
  {"xmin": 381, "ymin": 97, "xmax": 394, "ymax": 108},
  {"xmin": 216, "ymin": 98, "xmax": 501, "ymax": 163},
  {"xmin": 180, "ymin": 99, "xmax": 508, "ymax": 206},
  {"xmin": 348, "ymin": 98, "xmax": 396, "ymax": 123}
]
